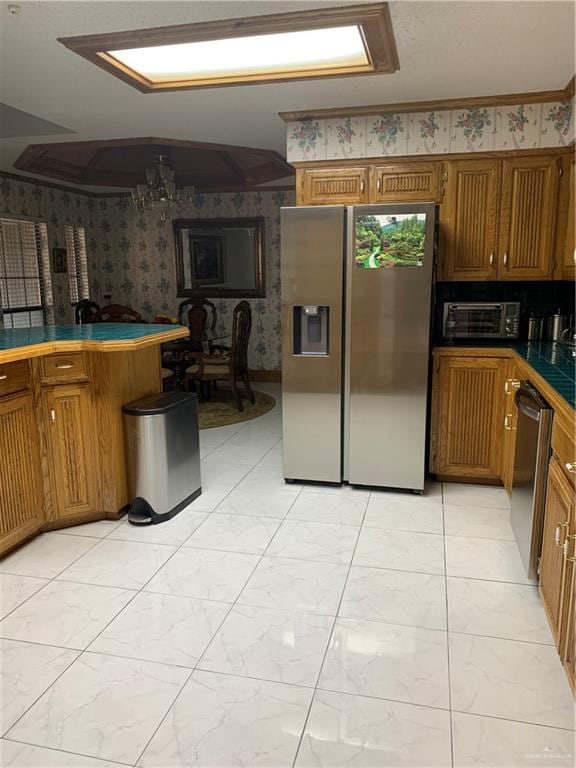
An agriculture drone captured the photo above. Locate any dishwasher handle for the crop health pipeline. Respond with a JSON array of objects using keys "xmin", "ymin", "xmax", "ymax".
[{"xmin": 515, "ymin": 386, "xmax": 543, "ymax": 421}]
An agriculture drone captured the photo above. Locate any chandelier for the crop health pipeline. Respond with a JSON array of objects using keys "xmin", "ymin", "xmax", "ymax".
[{"xmin": 131, "ymin": 154, "xmax": 194, "ymax": 219}]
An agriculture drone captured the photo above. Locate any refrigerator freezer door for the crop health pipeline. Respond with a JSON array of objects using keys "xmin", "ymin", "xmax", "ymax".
[
  {"xmin": 281, "ymin": 206, "xmax": 345, "ymax": 483},
  {"xmin": 345, "ymin": 203, "xmax": 436, "ymax": 490}
]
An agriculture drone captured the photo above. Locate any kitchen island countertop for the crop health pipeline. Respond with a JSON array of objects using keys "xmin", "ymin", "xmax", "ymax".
[{"xmin": 0, "ymin": 323, "xmax": 189, "ymax": 364}]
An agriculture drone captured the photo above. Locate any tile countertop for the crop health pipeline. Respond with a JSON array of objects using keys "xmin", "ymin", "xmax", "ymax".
[
  {"xmin": 435, "ymin": 341, "xmax": 576, "ymax": 410},
  {"xmin": 0, "ymin": 324, "xmax": 189, "ymax": 363}
]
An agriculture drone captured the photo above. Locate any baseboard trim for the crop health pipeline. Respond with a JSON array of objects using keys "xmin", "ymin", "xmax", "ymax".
[{"xmin": 249, "ymin": 369, "xmax": 281, "ymax": 382}]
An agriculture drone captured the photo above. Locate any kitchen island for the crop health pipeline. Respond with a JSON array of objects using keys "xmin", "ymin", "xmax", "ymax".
[{"xmin": 0, "ymin": 323, "xmax": 188, "ymax": 556}]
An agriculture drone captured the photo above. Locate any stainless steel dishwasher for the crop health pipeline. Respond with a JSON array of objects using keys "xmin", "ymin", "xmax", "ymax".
[{"xmin": 510, "ymin": 383, "xmax": 553, "ymax": 580}]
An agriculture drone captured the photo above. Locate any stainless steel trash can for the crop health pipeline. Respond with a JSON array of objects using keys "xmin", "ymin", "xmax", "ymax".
[{"xmin": 122, "ymin": 392, "xmax": 201, "ymax": 526}]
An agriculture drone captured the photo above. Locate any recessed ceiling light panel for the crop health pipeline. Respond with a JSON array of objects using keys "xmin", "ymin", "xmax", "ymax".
[{"xmin": 58, "ymin": 4, "xmax": 399, "ymax": 92}]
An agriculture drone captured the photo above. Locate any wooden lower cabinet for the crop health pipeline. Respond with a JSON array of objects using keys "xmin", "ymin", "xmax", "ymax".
[
  {"xmin": 41, "ymin": 384, "xmax": 98, "ymax": 524},
  {"xmin": 562, "ymin": 563, "xmax": 576, "ymax": 693},
  {"xmin": 0, "ymin": 392, "xmax": 43, "ymax": 556},
  {"xmin": 431, "ymin": 354, "xmax": 505, "ymax": 480},
  {"xmin": 502, "ymin": 364, "xmax": 521, "ymax": 496}
]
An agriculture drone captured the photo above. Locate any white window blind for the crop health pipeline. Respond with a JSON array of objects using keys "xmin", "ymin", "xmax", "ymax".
[
  {"xmin": 64, "ymin": 225, "xmax": 89, "ymax": 305},
  {"xmin": 0, "ymin": 217, "xmax": 54, "ymax": 328}
]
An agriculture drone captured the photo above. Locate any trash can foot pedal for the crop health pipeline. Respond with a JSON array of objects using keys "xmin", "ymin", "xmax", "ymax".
[{"xmin": 128, "ymin": 489, "xmax": 202, "ymax": 526}]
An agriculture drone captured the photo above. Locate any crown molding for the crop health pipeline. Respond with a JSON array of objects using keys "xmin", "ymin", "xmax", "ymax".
[{"xmin": 279, "ymin": 77, "xmax": 576, "ymax": 122}]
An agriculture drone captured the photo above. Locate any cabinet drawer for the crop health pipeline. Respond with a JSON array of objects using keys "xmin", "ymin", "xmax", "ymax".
[
  {"xmin": 552, "ymin": 419, "xmax": 576, "ymax": 488},
  {"xmin": 41, "ymin": 353, "xmax": 88, "ymax": 383},
  {"xmin": 0, "ymin": 360, "xmax": 30, "ymax": 397}
]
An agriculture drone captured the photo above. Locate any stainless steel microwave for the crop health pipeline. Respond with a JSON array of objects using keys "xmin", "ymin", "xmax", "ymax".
[{"xmin": 443, "ymin": 302, "xmax": 520, "ymax": 339}]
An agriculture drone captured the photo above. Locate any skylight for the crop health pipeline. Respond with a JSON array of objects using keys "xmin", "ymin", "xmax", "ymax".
[
  {"xmin": 108, "ymin": 26, "xmax": 370, "ymax": 84},
  {"xmin": 58, "ymin": 4, "xmax": 399, "ymax": 93}
]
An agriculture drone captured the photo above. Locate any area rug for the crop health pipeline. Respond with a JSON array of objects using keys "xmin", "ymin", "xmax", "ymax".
[{"xmin": 198, "ymin": 388, "xmax": 276, "ymax": 429}]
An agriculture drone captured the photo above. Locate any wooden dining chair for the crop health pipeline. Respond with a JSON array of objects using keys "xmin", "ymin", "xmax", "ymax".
[
  {"xmin": 93, "ymin": 304, "xmax": 144, "ymax": 323},
  {"xmin": 177, "ymin": 298, "xmax": 217, "ymax": 352},
  {"xmin": 186, "ymin": 300, "xmax": 254, "ymax": 411},
  {"xmin": 75, "ymin": 300, "xmax": 100, "ymax": 324}
]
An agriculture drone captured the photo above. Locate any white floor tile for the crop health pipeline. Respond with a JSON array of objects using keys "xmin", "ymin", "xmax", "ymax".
[
  {"xmin": 319, "ymin": 618, "xmax": 450, "ymax": 709},
  {"xmin": 267, "ymin": 520, "xmax": 359, "ymax": 564},
  {"xmin": 0, "ymin": 534, "xmax": 97, "ymax": 579},
  {"xmin": 139, "ymin": 670, "xmax": 312, "ymax": 768},
  {"xmin": 203, "ymin": 444, "xmax": 272, "ymax": 466},
  {"xmin": 364, "ymin": 494, "xmax": 443, "ymax": 534},
  {"xmin": 300, "ymin": 485, "xmax": 370, "ymax": 499},
  {"xmin": 199, "ymin": 604, "xmax": 334, "ymax": 686},
  {"xmin": 0, "ymin": 581, "xmax": 135, "ymax": 650},
  {"xmin": 237, "ymin": 465, "xmax": 298, "ymax": 491},
  {"xmin": 215, "ymin": 487, "xmax": 299, "ymax": 519},
  {"xmin": 449, "ymin": 633, "xmax": 575, "ymax": 729},
  {"xmin": 144, "ymin": 548, "xmax": 259, "ymax": 602},
  {"xmin": 106, "ymin": 511, "xmax": 208, "ymax": 546},
  {"xmin": 447, "ymin": 577, "xmax": 554, "ymax": 644},
  {"xmin": 184, "ymin": 488, "xmax": 231, "ymax": 512},
  {"xmin": 0, "ymin": 740, "xmax": 121, "ymax": 768},
  {"xmin": 0, "ymin": 639, "xmax": 78, "ymax": 733},
  {"xmin": 200, "ymin": 463, "xmax": 251, "ymax": 491},
  {"xmin": 354, "ymin": 528, "xmax": 445, "ymax": 575},
  {"xmin": 0, "ymin": 573, "xmax": 48, "ymax": 619},
  {"xmin": 56, "ymin": 519, "xmax": 124, "ymax": 538},
  {"xmin": 451, "ymin": 712, "xmax": 575, "ymax": 767},
  {"xmin": 89, "ymin": 592, "xmax": 229, "ymax": 667},
  {"xmin": 295, "ymin": 689, "xmax": 452, "ymax": 768},
  {"xmin": 56, "ymin": 539, "xmax": 177, "ymax": 590},
  {"xmin": 183, "ymin": 514, "xmax": 280, "ymax": 555},
  {"xmin": 238, "ymin": 556, "xmax": 348, "ymax": 614},
  {"xmin": 6, "ymin": 652, "xmax": 189, "ymax": 764},
  {"xmin": 340, "ymin": 566, "xmax": 447, "ymax": 630},
  {"xmin": 442, "ymin": 483, "xmax": 510, "ymax": 509},
  {"xmin": 287, "ymin": 492, "xmax": 368, "ymax": 526},
  {"xmin": 444, "ymin": 504, "xmax": 514, "ymax": 540},
  {"xmin": 445, "ymin": 536, "xmax": 532, "ymax": 583}
]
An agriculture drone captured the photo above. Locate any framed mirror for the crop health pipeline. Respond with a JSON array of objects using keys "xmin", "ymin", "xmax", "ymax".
[{"xmin": 174, "ymin": 217, "xmax": 265, "ymax": 298}]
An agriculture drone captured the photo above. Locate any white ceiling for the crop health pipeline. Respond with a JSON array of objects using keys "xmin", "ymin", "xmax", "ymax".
[{"xmin": 0, "ymin": 0, "xmax": 574, "ymax": 190}]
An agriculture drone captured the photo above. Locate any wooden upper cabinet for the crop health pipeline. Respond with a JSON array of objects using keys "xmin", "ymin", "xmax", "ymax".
[
  {"xmin": 560, "ymin": 156, "xmax": 575, "ymax": 279},
  {"xmin": 0, "ymin": 392, "xmax": 44, "ymax": 556},
  {"xmin": 540, "ymin": 455, "xmax": 574, "ymax": 645},
  {"xmin": 370, "ymin": 162, "xmax": 442, "ymax": 202},
  {"xmin": 439, "ymin": 159, "xmax": 501, "ymax": 280},
  {"xmin": 498, "ymin": 156, "xmax": 559, "ymax": 280},
  {"xmin": 42, "ymin": 384, "xmax": 97, "ymax": 522},
  {"xmin": 297, "ymin": 167, "xmax": 369, "ymax": 206},
  {"xmin": 433, "ymin": 355, "xmax": 505, "ymax": 480}
]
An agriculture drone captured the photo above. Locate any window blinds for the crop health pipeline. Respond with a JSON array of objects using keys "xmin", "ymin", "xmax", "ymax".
[
  {"xmin": 0, "ymin": 217, "xmax": 54, "ymax": 328},
  {"xmin": 64, "ymin": 225, "xmax": 89, "ymax": 304}
]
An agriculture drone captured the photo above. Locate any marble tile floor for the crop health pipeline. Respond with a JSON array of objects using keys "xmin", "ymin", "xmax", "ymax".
[{"xmin": 0, "ymin": 384, "xmax": 574, "ymax": 767}]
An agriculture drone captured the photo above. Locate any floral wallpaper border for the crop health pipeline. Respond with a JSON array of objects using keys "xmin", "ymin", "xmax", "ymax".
[{"xmin": 287, "ymin": 99, "xmax": 575, "ymax": 162}]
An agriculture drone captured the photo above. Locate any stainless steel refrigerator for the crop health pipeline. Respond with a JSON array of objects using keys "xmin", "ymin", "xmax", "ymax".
[{"xmin": 281, "ymin": 203, "xmax": 436, "ymax": 491}]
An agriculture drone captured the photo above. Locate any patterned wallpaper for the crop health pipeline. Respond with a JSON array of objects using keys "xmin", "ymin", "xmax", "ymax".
[
  {"xmin": 0, "ymin": 176, "xmax": 294, "ymax": 370},
  {"xmin": 286, "ymin": 99, "xmax": 575, "ymax": 162}
]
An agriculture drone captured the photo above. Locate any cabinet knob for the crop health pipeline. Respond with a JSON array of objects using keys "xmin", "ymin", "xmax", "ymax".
[
  {"xmin": 556, "ymin": 521, "xmax": 569, "ymax": 546},
  {"xmin": 50, "ymin": 409, "xmax": 56, "ymax": 423},
  {"xmin": 360, "ymin": 179, "xmax": 365, "ymax": 193},
  {"xmin": 503, "ymin": 252, "xmax": 508, "ymax": 266},
  {"xmin": 565, "ymin": 462, "xmax": 576, "ymax": 474},
  {"xmin": 376, "ymin": 178, "xmax": 381, "ymax": 192},
  {"xmin": 55, "ymin": 363, "xmax": 74, "ymax": 370},
  {"xmin": 504, "ymin": 415, "xmax": 512, "ymax": 431},
  {"xmin": 489, "ymin": 252, "xmax": 494, "ymax": 266},
  {"xmin": 0, "ymin": 374, "xmax": 7, "ymax": 381}
]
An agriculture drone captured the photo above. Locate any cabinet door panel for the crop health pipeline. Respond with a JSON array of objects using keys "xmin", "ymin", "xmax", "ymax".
[
  {"xmin": 371, "ymin": 162, "xmax": 442, "ymax": 202},
  {"xmin": 439, "ymin": 160, "xmax": 500, "ymax": 280},
  {"xmin": 499, "ymin": 156, "xmax": 559, "ymax": 279},
  {"xmin": 436, "ymin": 356, "xmax": 505, "ymax": 479},
  {"xmin": 540, "ymin": 456, "xmax": 574, "ymax": 645},
  {"xmin": 297, "ymin": 167, "xmax": 368, "ymax": 205},
  {"xmin": 0, "ymin": 392, "xmax": 43, "ymax": 555},
  {"xmin": 561, "ymin": 561, "xmax": 575, "ymax": 693},
  {"xmin": 561, "ymin": 157, "xmax": 575, "ymax": 279},
  {"xmin": 43, "ymin": 385, "xmax": 96, "ymax": 520}
]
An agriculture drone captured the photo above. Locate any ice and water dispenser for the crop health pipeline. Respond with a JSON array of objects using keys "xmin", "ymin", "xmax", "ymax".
[{"xmin": 293, "ymin": 305, "xmax": 329, "ymax": 355}]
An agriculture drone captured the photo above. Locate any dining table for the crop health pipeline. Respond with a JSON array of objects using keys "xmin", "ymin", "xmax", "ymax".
[{"xmin": 161, "ymin": 329, "xmax": 231, "ymax": 392}]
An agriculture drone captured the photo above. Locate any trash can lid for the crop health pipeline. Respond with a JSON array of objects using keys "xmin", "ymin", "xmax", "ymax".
[{"xmin": 122, "ymin": 391, "xmax": 197, "ymax": 416}]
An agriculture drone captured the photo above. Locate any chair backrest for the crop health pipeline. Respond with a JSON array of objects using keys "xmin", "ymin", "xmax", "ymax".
[
  {"xmin": 179, "ymin": 298, "xmax": 217, "ymax": 328},
  {"xmin": 182, "ymin": 298, "xmax": 217, "ymax": 344},
  {"xmin": 93, "ymin": 304, "xmax": 143, "ymax": 323},
  {"xmin": 75, "ymin": 300, "xmax": 100, "ymax": 324},
  {"xmin": 229, "ymin": 300, "xmax": 252, "ymax": 375}
]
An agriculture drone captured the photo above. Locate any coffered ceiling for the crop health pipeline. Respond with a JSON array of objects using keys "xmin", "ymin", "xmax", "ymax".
[{"xmin": 0, "ymin": 1, "xmax": 574, "ymax": 191}]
